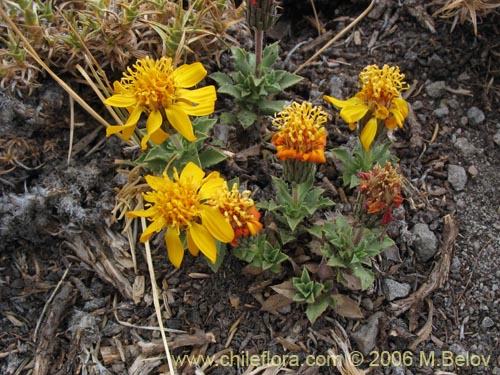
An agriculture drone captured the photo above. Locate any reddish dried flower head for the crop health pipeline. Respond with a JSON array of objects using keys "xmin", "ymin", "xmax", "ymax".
[
  {"xmin": 210, "ymin": 183, "xmax": 263, "ymax": 246},
  {"xmin": 359, "ymin": 162, "xmax": 403, "ymax": 224}
]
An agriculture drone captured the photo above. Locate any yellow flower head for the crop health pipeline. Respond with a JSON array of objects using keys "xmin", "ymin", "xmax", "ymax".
[
  {"xmin": 210, "ymin": 183, "xmax": 263, "ymax": 246},
  {"xmin": 358, "ymin": 162, "xmax": 403, "ymax": 225},
  {"xmin": 104, "ymin": 57, "xmax": 217, "ymax": 150},
  {"xmin": 271, "ymin": 101, "xmax": 328, "ymax": 163},
  {"xmin": 323, "ymin": 64, "xmax": 409, "ymax": 151},
  {"xmin": 127, "ymin": 162, "xmax": 234, "ymax": 268}
]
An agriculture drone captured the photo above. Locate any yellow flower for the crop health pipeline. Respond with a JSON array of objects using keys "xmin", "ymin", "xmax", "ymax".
[
  {"xmin": 104, "ymin": 56, "xmax": 217, "ymax": 150},
  {"xmin": 210, "ymin": 183, "xmax": 263, "ymax": 246},
  {"xmin": 271, "ymin": 101, "xmax": 328, "ymax": 163},
  {"xmin": 127, "ymin": 162, "xmax": 234, "ymax": 268},
  {"xmin": 323, "ymin": 64, "xmax": 409, "ymax": 151}
]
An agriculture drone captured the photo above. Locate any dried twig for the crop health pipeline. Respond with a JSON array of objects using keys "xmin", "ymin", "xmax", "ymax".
[
  {"xmin": 390, "ymin": 215, "xmax": 458, "ymax": 316},
  {"xmin": 294, "ymin": 0, "xmax": 376, "ymax": 74}
]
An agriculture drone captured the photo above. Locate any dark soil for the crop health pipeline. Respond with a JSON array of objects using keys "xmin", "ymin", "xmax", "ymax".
[{"xmin": 1, "ymin": 1, "xmax": 499, "ymax": 375}]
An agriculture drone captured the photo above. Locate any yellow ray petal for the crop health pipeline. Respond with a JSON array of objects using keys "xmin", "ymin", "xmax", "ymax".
[
  {"xmin": 189, "ymin": 222, "xmax": 217, "ymax": 264},
  {"xmin": 173, "ymin": 62, "xmax": 207, "ymax": 88},
  {"xmin": 198, "ymin": 175, "xmax": 225, "ymax": 200},
  {"xmin": 140, "ymin": 109, "xmax": 163, "ymax": 150},
  {"xmin": 177, "ymin": 86, "xmax": 216, "ymax": 105},
  {"xmin": 186, "ymin": 230, "xmax": 200, "ymax": 257},
  {"xmin": 360, "ymin": 117, "xmax": 378, "ymax": 151},
  {"xmin": 339, "ymin": 101, "xmax": 369, "ymax": 124},
  {"xmin": 175, "ymin": 99, "xmax": 216, "ymax": 117},
  {"xmin": 126, "ymin": 208, "xmax": 153, "ymax": 218},
  {"xmin": 165, "ymin": 105, "xmax": 196, "ymax": 141},
  {"xmin": 165, "ymin": 226, "xmax": 184, "ymax": 268},
  {"xmin": 104, "ymin": 94, "xmax": 137, "ymax": 108},
  {"xmin": 200, "ymin": 206, "xmax": 235, "ymax": 243},
  {"xmin": 323, "ymin": 95, "xmax": 349, "ymax": 108},
  {"xmin": 139, "ymin": 217, "xmax": 166, "ymax": 242},
  {"xmin": 145, "ymin": 174, "xmax": 169, "ymax": 191},
  {"xmin": 180, "ymin": 162, "xmax": 205, "ymax": 186}
]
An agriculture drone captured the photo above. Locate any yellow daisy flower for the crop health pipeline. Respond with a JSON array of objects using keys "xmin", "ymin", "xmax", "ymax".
[
  {"xmin": 271, "ymin": 101, "xmax": 328, "ymax": 163},
  {"xmin": 127, "ymin": 162, "xmax": 234, "ymax": 268},
  {"xmin": 324, "ymin": 64, "xmax": 409, "ymax": 151},
  {"xmin": 104, "ymin": 56, "xmax": 217, "ymax": 150}
]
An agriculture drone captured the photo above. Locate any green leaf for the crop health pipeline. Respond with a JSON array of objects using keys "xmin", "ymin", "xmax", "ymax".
[
  {"xmin": 306, "ymin": 296, "xmax": 330, "ymax": 324},
  {"xmin": 199, "ymin": 147, "xmax": 227, "ymax": 168},
  {"xmin": 257, "ymin": 99, "xmax": 285, "ymax": 115},
  {"xmin": 273, "ymin": 70, "xmax": 303, "ymax": 90},
  {"xmin": 352, "ymin": 264, "xmax": 375, "ymax": 291},
  {"xmin": 231, "ymin": 47, "xmax": 254, "ymax": 76},
  {"xmin": 219, "ymin": 112, "xmax": 238, "ymax": 124},
  {"xmin": 193, "ymin": 117, "xmax": 217, "ymax": 136},
  {"xmin": 307, "ymin": 225, "xmax": 323, "ymax": 239},
  {"xmin": 206, "ymin": 241, "xmax": 226, "ymax": 272},
  {"xmin": 237, "ymin": 109, "xmax": 258, "ymax": 128},
  {"xmin": 260, "ymin": 41, "xmax": 279, "ymax": 71},
  {"xmin": 209, "ymin": 72, "xmax": 234, "ymax": 86},
  {"xmin": 217, "ymin": 84, "xmax": 242, "ymax": 99}
]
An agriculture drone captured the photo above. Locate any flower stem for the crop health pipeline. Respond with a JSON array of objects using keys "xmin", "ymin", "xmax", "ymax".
[{"xmin": 255, "ymin": 29, "xmax": 264, "ymax": 78}]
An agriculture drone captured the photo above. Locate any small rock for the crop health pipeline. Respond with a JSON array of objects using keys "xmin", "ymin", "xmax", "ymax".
[
  {"xmin": 493, "ymin": 131, "xmax": 500, "ymax": 146},
  {"xmin": 450, "ymin": 256, "xmax": 461, "ymax": 274},
  {"xmin": 411, "ymin": 100, "xmax": 424, "ymax": 111},
  {"xmin": 428, "ymin": 53, "xmax": 445, "ymax": 68},
  {"xmin": 433, "ymin": 106, "xmax": 449, "ymax": 118},
  {"xmin": 454, "ymin": 137, "xmax": 477, "ymax": 157},
  {"xmin": 327, "ymin": 76, "xmax": 345, "ymax": 99},
  {"xmin": 361, "ymin": 298, "xmax": 374, "ymax": 311},
  {"xmin": 481, "ymin": 316, "xmax": 495, "ymax": 329},
  {"xmin": 460, "ymin": 116, "xmax": 468, "ymax": 126},
  {"xmin": 467, "ymin": 165, "xmax": 478, "ymax": 177},
  {"xmin": 449, "ymin": 343, "xmax": 467, "ymax": 357},
  {"xmin": 492, "ymin": 367, "xmax": 500, "ymax": 375},
  {"xmin": 382, "ymin": 279, "xmax": 411, "ymax": 301},
  {"xmin": 411, "ymin": 223, "xmax": 438, "ymax": 262},
  {"xmin": 425, "ymin": 81, "xmax": 447, "ymax": 98},
  {"xmin": 448, "ymin": 164, "xmax": 467, "ymax": 191},
  {"xmin": 447, "ymin": 98, "xmax": 460, "ymax": 109},
  {"xmin": 351, "ymin": 312, "xmax": 384, "ymax": 355},
  {"xmin": 467, "ymin": 106, "xmax": 485, "ymax": 125}
]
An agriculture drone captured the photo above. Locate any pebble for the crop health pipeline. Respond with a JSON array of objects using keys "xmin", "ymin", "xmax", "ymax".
[
  {"xmin": 454, "ymin": 137, "xmax": 476, "ymax": 157},
  {"xmin": 327, "ymin": 76, "xmax": 345, "ymax": 99},
  {"xmin": 433, "ymin": 106, "xmax": 449, "ymax": 118},
  {"xmin": 467, "ymin": 165, "xmax": 478, "ymax": 177},
  {"xmin": 425, "ymin": 81, "xmax": 446, "ymax": 98},
  {"xmin": 467, "ymin": 106, "xmax": 485, "ymax": 125},
  {"xmin": 351, "ymin": 312, "xmax": 384, "ymax": 355},
  {"xmin": 411, "ymin": 100, "xmax": 424, "ymax": 111},
  {"xmin": 493, "ymin": 131, "xmax": 500, "ymax": 146},
  {"xmin": 481, "ymin": 316, "xmax": 495, "ymax": 329},
  {"xmin": 447, "ymin": 164, "xmax": 467, "ymax": 191},
  {"xmin": 460, "ymin": 116, "xmax": 468, "ymax": 126},
  {"xmin": 450, "ymin": 256, "xmax": 462, "ymax": 274},
  {"xmin": 382, "ymin": 279, "xmax": 411, "ymax": 301},
  {"xmin": 447, "ymin": 98, "xmax": 460, "ymax": 109},
  {"xmin": 411, "ymin": 223, "xmax": 438, "ymax": 262},
  {"xmin": 428, "ymin": 53, "xmax": 445, "ymax": 68}
]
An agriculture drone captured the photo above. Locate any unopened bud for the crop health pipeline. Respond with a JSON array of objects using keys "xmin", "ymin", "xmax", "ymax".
[{"xmin": 246, "ymin": 0, "xmax": 279, "ymax": 31}]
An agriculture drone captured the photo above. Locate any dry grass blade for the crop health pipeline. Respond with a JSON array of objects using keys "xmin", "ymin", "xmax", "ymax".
[
  {"xmin": 294, "ymin": 0, "xmax": 376, "ymax": 74},
  {"xmin": 327, "ymin": 321, "xmax": 368, "ymax": 375},
  {"xmin": 432, "ymin": 0, "xmax": 500, "ymax": 35},
  {"xmin": 390, "ymin": 215, "xmax": 458, "ymax": 316},
  {"xmin": 408, "ymin": 298, "xmax": 434, "ymax": 350}
]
